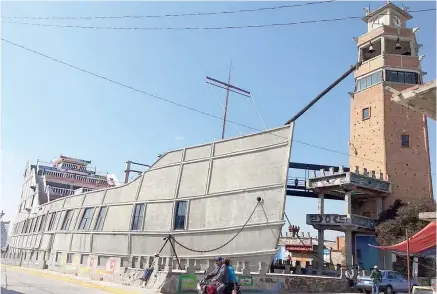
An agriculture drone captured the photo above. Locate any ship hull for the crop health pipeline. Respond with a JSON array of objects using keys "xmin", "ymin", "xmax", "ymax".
[{"xmin": 9, "ymin": 124, "xmax": 294, "ymax": 270}]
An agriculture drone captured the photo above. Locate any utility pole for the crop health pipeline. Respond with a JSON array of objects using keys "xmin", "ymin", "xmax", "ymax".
[
  {"xmin": 124, "ymin": 161, "xmax": 151, "ymax": 184},
  {"xmin": 206, "ymin": 61, "xmax": 251, "ymax": 139}
]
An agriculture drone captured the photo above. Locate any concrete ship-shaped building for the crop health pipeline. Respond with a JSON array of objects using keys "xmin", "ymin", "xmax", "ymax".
[{"xmin": 8, "ymin": 124, "xmax": 294, "ymax": 270}]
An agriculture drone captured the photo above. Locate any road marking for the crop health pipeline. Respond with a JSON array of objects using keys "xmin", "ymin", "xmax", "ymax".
[{"xmin": 1, "ymin": 264, "xmax": 142, "ymax": 294}]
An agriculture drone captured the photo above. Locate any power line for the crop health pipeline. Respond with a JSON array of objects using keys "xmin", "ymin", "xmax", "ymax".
[
  {"xmin": 0, "ymin": 1, "xmax": 335, "ymax": 20},
  {"xmin": 1, "ymin": 9, "xmax": 435, "ymax": 31},
  {"xmin": 2, "ymin": 38, "xmax": 436, "ymax": 178},
  {"xmin": 0, "ymin": 16, "xmax": 363, "ymax": 31}
]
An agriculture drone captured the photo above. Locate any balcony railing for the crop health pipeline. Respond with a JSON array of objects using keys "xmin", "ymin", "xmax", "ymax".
[
  {"xmin": 42, "ymin": 169, "xmax": 112, "ymax": 187},
  {"xmin": 45, "ymin": 186, "xmax": 75, "ymax": 197}
]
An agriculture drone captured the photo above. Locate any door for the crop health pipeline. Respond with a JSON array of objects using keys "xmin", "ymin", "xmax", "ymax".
[
  {"xmin": 386, "ymin": 272, "xmax": 398, "ymax": 290},
  {"xmin": 393, "ymin": 272, "xmax": 409, "ymax": 292},
  {"xmin": 355, "ymin": 235, "xmax": 379, "ymax": 270}
]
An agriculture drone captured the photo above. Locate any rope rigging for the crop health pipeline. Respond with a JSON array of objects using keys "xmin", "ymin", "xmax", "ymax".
[{"xmin": 170, "ymin": 199, "xmax": 262, "ymax": 253}]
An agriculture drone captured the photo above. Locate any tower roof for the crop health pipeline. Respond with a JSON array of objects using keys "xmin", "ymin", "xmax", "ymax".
[{"xmin": 362, "ymin": 2, "xmax": 413, "ymax": 23}]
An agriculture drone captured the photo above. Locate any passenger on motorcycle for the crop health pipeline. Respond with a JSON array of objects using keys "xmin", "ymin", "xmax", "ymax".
[
  {"xmin": 205, "ymin": 256, "xmax": 230, "ymax": 294},
  {"xmin": 224, "ymin": 259, "xmax": 237, "ymax": 292}
]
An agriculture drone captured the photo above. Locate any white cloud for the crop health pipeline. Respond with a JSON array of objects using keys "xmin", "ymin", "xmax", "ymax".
[{"xmin": 174, "ymin": 136, "xmax": 184, "ymax": 141}]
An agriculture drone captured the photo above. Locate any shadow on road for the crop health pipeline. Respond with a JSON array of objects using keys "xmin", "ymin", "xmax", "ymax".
[{"xmin": 1, "ymin": 286, "xmax": 25, "ymax": 293}]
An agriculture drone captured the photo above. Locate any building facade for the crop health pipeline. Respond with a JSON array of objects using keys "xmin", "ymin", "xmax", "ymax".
[{"xmin": 17, "ymin": 155, "xmax": 116, "ymax": 219}]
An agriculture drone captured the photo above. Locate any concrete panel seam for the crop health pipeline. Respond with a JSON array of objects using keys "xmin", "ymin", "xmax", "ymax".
[
  {"xmin": 101, "ymin": 188, "xmax": 109, "ymax": 205},
  {"xmin": 80, "ymin": 191, "xmax": 88, "ymax": 206},
  {"xmin": 204, "ymin": 142, "xmax": 215, "ymax": 195},
  {"xmin": 185, "ymin": 200, "xmax": 191, "ymax": 231},
  {"xmin": 134, "ymin": 173, "xmax": 145, "ymax": 201},
  {"xmin": 173, "ymin": 149, "xmax": 186, "ymax": 199},
  {"xmin": 68, "ymin": 232, "xmax": 74, "ymax": 252},
  {"xmin": 147, "ymin": 141, "xmax": 288, "ymax": 173}
]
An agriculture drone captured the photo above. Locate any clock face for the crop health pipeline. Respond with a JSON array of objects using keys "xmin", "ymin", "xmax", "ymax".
[
  {"xmin": 372, "ymin": 16, "xmax": 383, "ymax": 29},
  {"xmin": 393, "ymin": 15, "xmax": 401, "ymax": 27}
]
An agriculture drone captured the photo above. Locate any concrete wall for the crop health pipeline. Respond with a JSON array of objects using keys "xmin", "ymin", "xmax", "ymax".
[
  {"xmin": 0, "ymin": 251, "xmax": 351, "ymax": 293},
  {"xmin": 9, "ymin": 125, "xmax": 294, "ymax": 271}
]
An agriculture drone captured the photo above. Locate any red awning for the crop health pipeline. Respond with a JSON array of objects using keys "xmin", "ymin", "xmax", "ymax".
[{"xmin": 369, "ymin": 222, "xmax": 436, "ymax": 257}]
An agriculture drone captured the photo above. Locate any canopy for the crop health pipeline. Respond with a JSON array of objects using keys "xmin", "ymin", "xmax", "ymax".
[{"xmin": 369, "ymin": 222, "xmax": 436, "ymax": 257}]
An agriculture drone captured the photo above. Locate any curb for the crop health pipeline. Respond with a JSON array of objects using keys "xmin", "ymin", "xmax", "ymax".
[{"xmin": 2, "ymin": 264, "xmax": 142, "ymax": 294}]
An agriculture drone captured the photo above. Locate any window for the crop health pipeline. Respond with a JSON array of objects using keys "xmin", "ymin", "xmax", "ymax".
[
  {"xmin": 38, "ymin": 214, "xmax": 47, "ymax": 232},
  {"xmin": 22, "ymin": 220, "xmax": 28, "ymax": 233},
  {"xmin": 94, "ymin": 207, "xmax": 107, "ymax": 231},
  {"xmin": 131, "ymin": 204, "xmax": 145, "ymax": 231},
  {"xmin": 393, "ymin": 272, "xmax": 405, "ymax": 281},
  {"xmin": 47, "ymin": 212, "xmax": 57, "ymax": 231},
  {"xmin": 78, "ymin": 208, "xmax": 94, "ymax": 230},
  {"xmin": 362, "ymin": 107, "xmax": 371, "ymax": 120},
  {"xmin": 32, "ymin": 216, "xmax": 40, "ymax": 232},
  {"xmin": 356, "ymin": 70, "xmax": 383, "ymax": 92},
  {"xmin": 27, "ymin": 218, "xmax": 35, "ymax": 233},
  {"xmin": 61, "ymin": 210, "xmax": 73, "ymax": 230},
  {"xmin": 401, "ymin": 135, "xmax": 410, "ymax": 148},
  {"xmin": 173, "ymin": 201, "xmax": 188, "ymax": 230},
  {"xmin": 386, "ymin": 70, "xmax": 419, "ymax": 85}
]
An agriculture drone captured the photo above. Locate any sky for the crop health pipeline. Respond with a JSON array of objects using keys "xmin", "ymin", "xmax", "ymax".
[{"xmin": 1, "ymin": 1, "xmax": 436, "ymax": 240}]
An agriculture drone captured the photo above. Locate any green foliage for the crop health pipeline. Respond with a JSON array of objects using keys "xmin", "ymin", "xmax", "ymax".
[{"xmin": 375, "ymin": 197, "xmax": 436, "ymax": 246}]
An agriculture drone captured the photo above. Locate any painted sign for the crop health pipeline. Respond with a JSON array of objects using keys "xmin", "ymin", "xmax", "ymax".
[
  {"xmin": 107, "ymin": 258, "xmax": 116, "ymax": 272},
  {"xmin": 283, "ymin": 238, "xmax": 312, "ymax": 246},
  {"xmin": 88, "ymin": 255, "xmax": 96, "ymax": 270},
  {"xmin": 238, "ymin": 275, "xmax": 254, "ymax": 286},
  {"xmin": 178, "ymin": 274, "xmax": 197, "ymax": 292}
]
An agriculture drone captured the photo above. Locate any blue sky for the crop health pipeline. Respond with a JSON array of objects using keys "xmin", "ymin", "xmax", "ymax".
[{"xmin": 1, "ymin": 1, "xmax": 436, "ymax": 239}]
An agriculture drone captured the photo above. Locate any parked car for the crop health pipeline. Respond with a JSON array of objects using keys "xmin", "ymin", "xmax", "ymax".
[{"xmin": 356, "ymin": 270, "xmax": 418, "ymax": 294}]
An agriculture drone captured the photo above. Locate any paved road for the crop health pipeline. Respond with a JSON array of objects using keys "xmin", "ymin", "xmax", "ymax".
[{"xmin": 1, "ymin": 266, "xmax": 108, "ymax": 294}]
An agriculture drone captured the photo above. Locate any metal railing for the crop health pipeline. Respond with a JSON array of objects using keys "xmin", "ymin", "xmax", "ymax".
[
  {"xmin": 42, "ymin": 169, "xmax": 111, "ymax": 187},
  {"xmin": 45, "ymin": 186, "xmax": 75, "ymax": 197}
]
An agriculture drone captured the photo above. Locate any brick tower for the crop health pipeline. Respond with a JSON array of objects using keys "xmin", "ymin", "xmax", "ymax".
[{"xmin": 350, "ymin": 2, "xmax": 433, "ymax": 217}]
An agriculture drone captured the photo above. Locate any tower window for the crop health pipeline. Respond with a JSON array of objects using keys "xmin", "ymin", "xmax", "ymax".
[
  {"xmin": 362, "ymin": 107, "xmax": 371, "ymax": 120},
  {"xmin": 401, "ymin": 135, "xmax": 410, "ymax": 148},
  {"xmin": 386, "ymin": 70, "xmax": 419, "ymax": 85},
  {"xmin": 355, "ymin": 70, "xmax": 383, "ymax": 92}
]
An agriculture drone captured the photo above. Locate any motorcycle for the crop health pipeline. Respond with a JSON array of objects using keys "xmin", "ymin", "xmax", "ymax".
[
  {"xmin": 197, "ymin": 277, "xmax": 217, "ymax": 294},
  {"xmin": 197, "ymin": 277, "xmax": 239, "ymax": 294}
]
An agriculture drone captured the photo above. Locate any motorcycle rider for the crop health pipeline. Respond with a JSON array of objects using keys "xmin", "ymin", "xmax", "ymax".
[{"xmin": 205, "ymin": 256, "xmax": 230, "ymax": 294}]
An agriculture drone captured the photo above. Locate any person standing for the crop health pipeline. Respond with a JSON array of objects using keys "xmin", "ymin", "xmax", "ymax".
[{"xmin": 370, "ymin": 265, "xmax": 382, "ymax": 294}]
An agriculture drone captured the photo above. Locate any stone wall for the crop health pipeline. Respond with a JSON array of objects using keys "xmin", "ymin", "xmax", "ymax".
[{"xmin": 1, "ymin": 252, "xmax": 351, "ymax": 293}]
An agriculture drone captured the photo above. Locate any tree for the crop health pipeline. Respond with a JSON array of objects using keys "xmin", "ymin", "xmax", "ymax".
[{"xmin": 375, "ymin": 197, "xmax": 435, "ymax": 246}]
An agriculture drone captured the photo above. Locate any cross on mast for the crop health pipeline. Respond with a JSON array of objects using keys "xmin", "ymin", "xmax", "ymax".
[{"xmin": 206, "ymin": 62, "xmax": 251, "ymax": 139}]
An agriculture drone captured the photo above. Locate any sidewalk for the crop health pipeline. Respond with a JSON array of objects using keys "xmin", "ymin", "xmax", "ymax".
[{"xmin": 1, "ymin": 264, "xmax": 153, "ymax": 294}]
